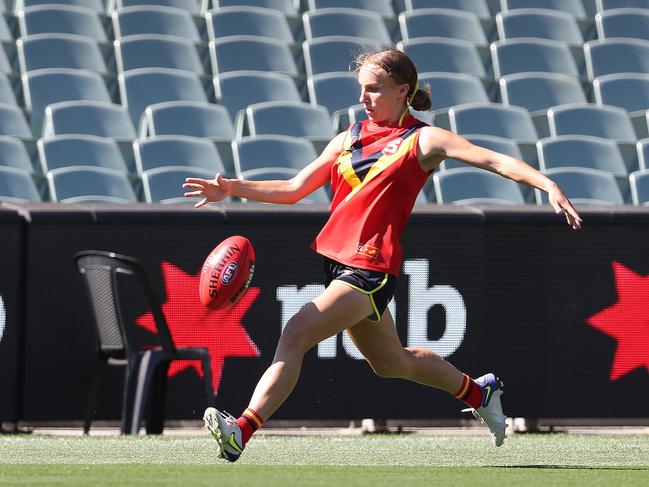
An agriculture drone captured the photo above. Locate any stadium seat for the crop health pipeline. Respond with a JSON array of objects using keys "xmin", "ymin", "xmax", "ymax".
[
  {"xmin": 432, "ymin": 167, "xmax": 526, "ymax": 205},
  {"xmin": 439, "ymin": 134, "xmax": 523, "ymax": 171},
  {"xmin": 629, "ymin": 168, "xmax": 649, "ymax": 205},
  {"xmin": 397, "ymin": 38, "xmax": 487, "ymax": 80},
  {"xmin": 596, "ymin": 0, "xmax": 649, "ymax": 10},
  {"xmin": 535, "ymin": 167, "xmax": 624, "ymax": 205},
  {"xmin": 140, "ymin": 101, "xmax": 234, "ymax": 173},
  {"xmin": 499, "ymin": 72, "xmax": 586, "ymax": 137},
  {"xmin": 42, "ymin": 101, "xmax": 137, "ymax": 141},
  {"xmin": 239, "ymin": 167, "xmax": 330, "ymax": 203},
  {"xmin": 0, "ymin": 136, "xmax": 36, "ymax": 174},
  {"xmin": 584, "ymin": 39, "xmax": 649, "ymax": 80},
  {"xmin": 547, "ymin": 103, "xmax": 637, "ymax": 144},
  {"xmin": 208, "ymin": 36, "xmax": 298, "ymax": 78},
  {"xmin": 140, "ymin": 101, "xmax": 234, "ymax": 140},
  {"xmin": 22, "ymin": 68, "xmax": 112, "ymax": 135},
  {"xmin": 109, "ymin": 0, "xmax": 202, "ymax": 14},
  {"xmin": 399, "ymin": 8, "xmax": 487, "ymax": 45},
  {"xmin": 537, "ymin": 135, "xmax": 627, "ymax": 177},
  {"xmin": 114, "ymin": 35, "xmax": 205, "ymax": 74},
  {"xmin": 491, "ymin": 39, "xmax": 580, "ymax": 79},
  {"xmin": 593, "ymin": 73, "xmax": 649, "ymax": 138},
  {"xmin": 448, "ymin": 103, "xmax": 537, "ymax": 143},
  {"xmin": 303, "ymin": 8, "xmax": 391, "ymax": 44},
  {"xmin": 404, "ymin": 0, "xmax": 491, "ymax": 21},
  {"xmin": 307, "ymin": 71, "xmax": 359, "ymax": 119},
  {"xmin": 133, "ymin": 135, "xmax": 225, "ymax": 175},
  {"xmin": 237, "ymin": 101, "xmax": 334, "ymax": 152},
  {"xmin": 18, "ymin": 6, "xmax": 108, "ymax": 41},
  {"xmin": 308, "ymin": 0, "xmax": 393, "ymax": 16},
  {"xmin": 499, "ymin": 72, "xmax": 586, "ymax": 113},
  {"xmin": 14, "ymin": 0, "xmax": 104, "ymax": 13},
  {"xmin": 213, "ymin": 71, "xmax": 301, "ymax": 121},
  {"xmin": 141, "ymin": 166, "xmax": 220, "ymax": 203},
  {"xmin": 0, "ymin": 166, "xmax": 41, "ymax": 203},
  {"xmin": 209, "ymin": 0, "xmax": 298, "ymax": 18},
  {"xmin": 0, "ymin": 74, "xmax": 19, "ymax": 106},
  {"xmin": 232, "ymin": 134, "xmax": 317, "ymax": 177},
  {"xmin": 47, "ymin": 166, "xmax": 138, "ymax": 203},
  {"xmin": 74, "ymin": 250, "xmax": 214, "ymax": 435},
  {"xmin": 448, "ymin": 102, "xmax": 538, "ymax": 165},
  {"xmin": 112, "ymin": 6, "xmax": 201, "ymax": 42},
  {"xmin": 17, "ymin": 34, "xmax": 108, "ymax": 74},
  {"xmin": 596, "ymin": 8, "xmax": 649, "ymax": 41},
  {"xmin": 303, "ymin": 36, "xmax": 385, "ymax": 78},
  {"xmin": 205, "ymin": 6, "xmax": 294, "ymax": 43},
  {"xmin": 38, "ymin": 135, "xmax": 129, "ymax": 173},
  {"xmin": 118, "ymin": 68, "xmax": 207, "ymax": 126},
  {"xmin": 0, "ymin": 104, "xmax": 34, "ymax": 140},
  {"xmin": 421, "ymin": 72, "xmax": 489, "ymax": 128},
  {"xmin": 593, "ymin": 73, "xmax": 649, "ymax": 114},
  {"xmin": 637, "ymin": 137, "xmax": 649, "ymax": 170},
  {"xmin": 499, "ymin": 0, "xmax": 588, "ymax": 20},
  {"xmin": 496, "ymin": 9, "xmax": 584, "ymax": 47}
]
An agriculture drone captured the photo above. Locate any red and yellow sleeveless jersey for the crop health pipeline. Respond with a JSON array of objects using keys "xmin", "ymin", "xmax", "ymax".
[{"xmin": 312, "ymin": 115, "xmax": 430, "ymax": 276}]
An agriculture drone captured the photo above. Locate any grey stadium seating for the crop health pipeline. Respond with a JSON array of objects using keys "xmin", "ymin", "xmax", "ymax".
[{"xmin": 38, "ymin": 134, "xmax": 129, "ymax": 173}]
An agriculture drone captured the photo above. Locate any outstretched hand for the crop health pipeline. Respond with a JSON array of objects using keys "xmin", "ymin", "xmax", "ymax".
[
  {"xmin": 548, "ymin": 185, "xmax": 582, "ymax": 230},
  {"xmin": 182, "ymin": 173, "xmax": 231, "ymax": 208}
]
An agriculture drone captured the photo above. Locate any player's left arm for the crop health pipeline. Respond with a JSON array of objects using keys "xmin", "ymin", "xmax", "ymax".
[{"xmin": 418, "ymin": 126, "xmax": 583, "ymax": 230}]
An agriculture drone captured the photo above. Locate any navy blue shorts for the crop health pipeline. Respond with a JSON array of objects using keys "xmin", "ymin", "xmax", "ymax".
[{"xmin": 323, "ymin": 258, "xmax": 398, "ymax": 322}]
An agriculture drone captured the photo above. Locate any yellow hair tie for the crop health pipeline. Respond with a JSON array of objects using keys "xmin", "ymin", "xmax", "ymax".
[
  {"xmin": 399, "ymin": 80, "xmax": 420, "ymax": 127},
  {"xmin": 408, "ymin": 80, "xmax": 420, "ymax": 106}
]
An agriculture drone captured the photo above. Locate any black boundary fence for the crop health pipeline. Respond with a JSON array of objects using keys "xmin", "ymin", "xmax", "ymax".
[{"xmin": 1, "ymin": 203, "xmax": 648, "ymax": 423}]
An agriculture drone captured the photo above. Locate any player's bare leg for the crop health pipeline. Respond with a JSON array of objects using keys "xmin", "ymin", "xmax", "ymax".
[
  {"xmin": 205, "ymin": 280, "xmax": 375, "ymax": 461},
  {"xmin": 346, "ymin": 310, "xmax": 506, "ymax": 446}
]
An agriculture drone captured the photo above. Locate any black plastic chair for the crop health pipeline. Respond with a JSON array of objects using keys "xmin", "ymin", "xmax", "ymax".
[{"xmin": 74, "ymin": 250, "xmax": 214, "ymax": 435}]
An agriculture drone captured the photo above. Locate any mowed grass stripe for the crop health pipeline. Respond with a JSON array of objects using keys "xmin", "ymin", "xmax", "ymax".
[
  {"xmin": 1, "ymin": 464, "xmax": 649, "ymax": 487},
  {"xmin": 1, "ymin": 434, "xmax": 648, "ymax": 467},
  {"xmin": 1, "ymin": 434, "xmax": 648, "ymax": 486}
]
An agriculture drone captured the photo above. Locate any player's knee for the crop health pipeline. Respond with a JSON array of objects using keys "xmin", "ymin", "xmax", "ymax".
[
  {"xmin": 277, "ymin": 315, "xmax": 313, "ymax": 354},
  {"xmin": 368, "ymin": 356, "xmax": 410, "ymax": 379}
]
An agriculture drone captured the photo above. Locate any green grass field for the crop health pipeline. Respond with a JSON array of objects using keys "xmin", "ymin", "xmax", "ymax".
[{"xmin": 1, "ymin": 433, "xmax": 648, "ymax": 486}]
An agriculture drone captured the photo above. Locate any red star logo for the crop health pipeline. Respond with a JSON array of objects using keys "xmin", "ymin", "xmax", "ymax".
[
  {"xmin": 587, "ymin": 261, "xmax": 649, "ymax": 380},
  {"xmin": 136, "ymin": 261, "xmax": 260, "ymax": 395}
]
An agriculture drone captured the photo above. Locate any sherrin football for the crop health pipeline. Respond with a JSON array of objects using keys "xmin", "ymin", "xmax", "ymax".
[{"xmin": 199, "ymin": 236, "xmax": 255, "ymax": 310}]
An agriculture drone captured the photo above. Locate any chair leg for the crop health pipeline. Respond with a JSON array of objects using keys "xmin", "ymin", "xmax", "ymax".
[
  {"xmin": 145, "ymin": 362, "xmax": 169, "ymax": 435},
  {"xmin": 84, "ymin": 356, "xmax": 106, "ymax": 435},
  {"xmin": 123, "ymin": 351, "xmax": 166, "ymax": 435},
  {"xmin": 121, "ymin": 356, "xmax": 140, "ymax": 435}
]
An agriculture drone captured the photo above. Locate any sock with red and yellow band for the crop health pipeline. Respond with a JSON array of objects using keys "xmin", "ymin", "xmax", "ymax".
[
  {"xmin": 235, "ymin": 408, "xmax": 264, "ymax": 445},
  {"xmin": 453, "ymin": 373, "xmax": 483, "ymax": 409}
]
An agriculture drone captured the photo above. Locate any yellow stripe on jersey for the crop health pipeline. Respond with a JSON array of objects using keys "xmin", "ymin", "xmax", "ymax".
[
  {"xmin": 337, "ymin": 151, "xmax": 362, "ymax": 189},
  {"xmin": 343, "ymin": 132, "xmax": 419, "ymax": 202}
]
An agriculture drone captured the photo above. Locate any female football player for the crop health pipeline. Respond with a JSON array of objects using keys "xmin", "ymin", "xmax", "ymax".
[{"xmin": 183, "ymin": 48, "xmax": 582, "ymax": 462}]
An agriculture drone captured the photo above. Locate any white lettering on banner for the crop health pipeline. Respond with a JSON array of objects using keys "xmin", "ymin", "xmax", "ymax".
[
  {"xmin": 0, "ymin": 294, "xmax": 5, "ymax": 344},
  {"xmin": 403, "ymin": 260, "xmax": 466, "ymax": 358},
  {"xmin": 276, "ymin": 260, "xmax": 465, "ymax": 359}
]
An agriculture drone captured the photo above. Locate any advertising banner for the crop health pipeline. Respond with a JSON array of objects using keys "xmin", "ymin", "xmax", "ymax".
[{"xmin": 19, "ymin": 205, "xmax": 649, "ymax": 421}]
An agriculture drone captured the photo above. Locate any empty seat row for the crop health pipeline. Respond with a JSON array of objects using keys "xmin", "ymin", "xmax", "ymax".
[
  {"xmin": 6, "ymin": 4, "xmax": 649, "ymax": 49},
  {"xmin": 6, "ymin": 163, "xmax": 649, "ymax": 206}
]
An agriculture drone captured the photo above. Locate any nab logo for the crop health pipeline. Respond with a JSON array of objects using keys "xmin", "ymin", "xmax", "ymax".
[{"xmin": 0, "ymin": 294, "xmax": 5, "ymax": 344}]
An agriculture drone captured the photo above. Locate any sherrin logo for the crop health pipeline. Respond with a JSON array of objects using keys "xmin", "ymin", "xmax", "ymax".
[{"xmin": 221, "ymin": 261, "xmax": 238, "ymax": 285}]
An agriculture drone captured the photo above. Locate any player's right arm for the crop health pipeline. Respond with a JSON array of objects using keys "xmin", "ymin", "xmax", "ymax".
[{"xmin": 182, "ymin": 132, "xmax": 347, "ymax": 208}]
